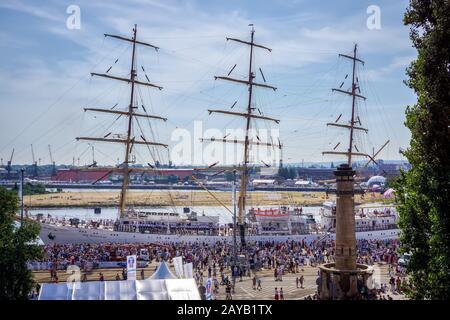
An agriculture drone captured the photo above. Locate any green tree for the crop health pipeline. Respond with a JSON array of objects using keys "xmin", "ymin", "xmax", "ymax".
[
  {"xmin": 289, "ymin": 167, "xmax": 298, "ymax": 179},
  {"xmin": 393, "ymin": 0, "xmax": 450, "ymax": 300},
  {"xmin": 14, "ymin": 183, "xmax": 47, "ymax": 196},
  {"xmin": 278, "ymin": 167, "xmax": 289, "ymax": 179},
  {"xmin": 0, "ymin": 187, "xmax": 42, "ymax": 300},
  {"xmin": 167, "ymin": 174, "xmax": 179, "ymax": 184}
]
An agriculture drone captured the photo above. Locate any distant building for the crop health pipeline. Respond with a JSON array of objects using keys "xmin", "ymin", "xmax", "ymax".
[
  {"xmin": 259, "ymin": 167, "xmax": 278, "ymax": 177},
  {"xmin": 54, "ymin": 168, "xmax": 111, "ymax": 183},
  {"xmin": 252, "ymin": 179, "xmax": 277, "ymax": 186},
  {"xmin": 378, "ymin": 161, "xmax": 411, "ymax": 175},
  {"xmin": 295, "ymin": 180, "xmax": 313, "ymax": 186},
  {"xmin": 297, "ymin": 167, "xmax": 335, "ymax": 181},
  {"xmin": 53, "ymin": 168, "xmax": 194, "ymax": 183},
  {"xmin": 358, "ymin": 160, "xmax": 410, "ymax": 179}
]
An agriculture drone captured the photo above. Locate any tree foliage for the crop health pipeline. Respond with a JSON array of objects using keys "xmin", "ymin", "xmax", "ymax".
[
  {"xmin": 13, "ymin": 182, "xmax": 47, "ymax": 196},
  {"xmin": 0, "ymin": 187, "xmax": 42, "ymax": 300},
  {"xmin": 394, "ymin": 0, "xmax": 450, "ymax": 300},
  {"xmin": 278, "ymin": 167, "xmax": 298, "ymax": 180}
]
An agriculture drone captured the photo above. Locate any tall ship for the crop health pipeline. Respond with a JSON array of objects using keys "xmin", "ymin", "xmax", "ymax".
[
  {"xmin": 320, "ymin": 201, "xmax": 398, "ymax": 238},
  {"xmin": 35, "ymin": 26, "xmax": 399, "ymax": 245},
  {"xmin": 317, "ymin": 43, "xmax": 399, "ymax": 240}
]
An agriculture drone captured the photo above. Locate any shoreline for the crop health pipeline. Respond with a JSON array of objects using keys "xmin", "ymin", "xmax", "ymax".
[{"xmin": 25, "ymin": 190, "xmax": 394, "ymax": 209}]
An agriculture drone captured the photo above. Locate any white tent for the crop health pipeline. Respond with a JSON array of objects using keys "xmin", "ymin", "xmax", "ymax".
[
  {"xmin": 295, "ymin": 180, "xmax": 311, "ymax": 186},
  {"xmin": 38, "ymin": 278, "xmax": 200, "ymax": 300},
  {"xmin": 150, "ymin": 261, "xmax": 177, "ymax": 280},
  {"xmin": 104, "ymin": 280, "xmax": 137, "ymax": 300},
  {"xmin": 74, "ymin": 281, "xmax": 105, "ymax": 300},
  {"xmin": 38, "ymin": 282, "xmax": 73, "ymax": 300},
  {"xmin": 38, "ymin": 262, "xmax": 200, "ymax": 300}
]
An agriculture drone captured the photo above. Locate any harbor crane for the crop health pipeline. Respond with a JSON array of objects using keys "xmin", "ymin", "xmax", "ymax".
[
  {"xmin": 30, "ymin": 144, "xmax": 38, "ymax": 178},
  {"xmin": 87, "ymin": 145, "xmax": 97, "ymax": 167},
  {"xmin": 6, "ymin": 148, "xmax": 14, "ymax": 179},
  {"xmin": 48, "ymin": 144, "xmax": 56, "ymax": 177}
]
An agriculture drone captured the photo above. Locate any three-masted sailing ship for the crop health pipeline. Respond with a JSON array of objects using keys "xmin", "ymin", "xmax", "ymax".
[{"xmin": 36, "ymin": 27, "xmax": 399, "ymax": 245}]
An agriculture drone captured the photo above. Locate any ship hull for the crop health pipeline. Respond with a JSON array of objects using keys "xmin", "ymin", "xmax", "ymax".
[{"xmin": 39, "ymin": 223, "xmax": 400, "ymax": 245}]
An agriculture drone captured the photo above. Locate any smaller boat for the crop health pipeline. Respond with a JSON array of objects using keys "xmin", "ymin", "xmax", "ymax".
[
  {"xmin": 247, "ymin": 206, "xmax": 318, "ymax": 235},
  {"xmin": 320, "ymin": 201, "xmax": 399, "ymax": 233}
]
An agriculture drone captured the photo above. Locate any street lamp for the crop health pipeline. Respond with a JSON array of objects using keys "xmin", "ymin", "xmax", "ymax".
[
  {"xmin": 20, "ymin": 168, "xmax": 24, "ymax": 227},
  {"xmin": 232, "ymin": 169, "xmax": 237, "ymax": 294}
]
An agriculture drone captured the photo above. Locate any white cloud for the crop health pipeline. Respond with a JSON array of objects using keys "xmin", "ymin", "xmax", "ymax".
[
  {"xmin": 0, "ymin": 0, "xmax": 64, "ymax": 22},
  {"xmin": 0, "ymin": 0, "xmax": 416, "ymax": 164},
  {"xmin": 365, "ymin": 55, "xmax": 414, "ymax": 80}
]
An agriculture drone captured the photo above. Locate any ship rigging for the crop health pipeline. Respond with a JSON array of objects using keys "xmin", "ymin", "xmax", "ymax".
[
  {"xmin": 76, "ymin": 24, "xmax": 168, "ymax": 218},
  {"xmin": 201, "ymin": 25, "xmax": 281, "ymax": 246}
]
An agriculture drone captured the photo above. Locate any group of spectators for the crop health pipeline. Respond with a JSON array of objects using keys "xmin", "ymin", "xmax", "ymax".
[
  {"xmin": 28, "ymin": 238, "xmax": 402, "ymax": 271},
  {"xmin": 28, "ymin": 238, "xmax": 407, "ymax": 300},
  {"xmin": 27, "ymin": 243, "xmax": 149, "ymax": 271}
]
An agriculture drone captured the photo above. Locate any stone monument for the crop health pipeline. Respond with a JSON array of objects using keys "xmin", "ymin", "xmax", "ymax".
[{"xmin": 318, "ymin": 164, "xmax": 373, "ymax": 299}]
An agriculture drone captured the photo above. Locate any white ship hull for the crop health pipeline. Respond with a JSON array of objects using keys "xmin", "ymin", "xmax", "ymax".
[{"xmin": 39, "ymin": 222, "xmax": 400, "ymax": 245}]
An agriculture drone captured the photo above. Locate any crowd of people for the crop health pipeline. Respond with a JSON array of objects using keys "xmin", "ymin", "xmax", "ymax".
[
  {"xmin": 304, "ymin": 278, "xmax": 407, "ymax": 301},
  {"xmin": 28, "ymin": 238, "xmax": 407, "ymax": 300},
  {"xmin": 29, "ymin": 238, "xmax": 401, "ymax": 270},
  {"xmin": 27, "ymin": 243, "xmax": 149, "ymax": 271},
  {"xmin": 34, "ymin": 215, "xmax": 116, "ymax": 230}
]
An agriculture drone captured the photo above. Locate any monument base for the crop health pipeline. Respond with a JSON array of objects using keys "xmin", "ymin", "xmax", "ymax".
[{"xmin": 318, "ymin": 263, "xmax": 374, "ymax": 300}]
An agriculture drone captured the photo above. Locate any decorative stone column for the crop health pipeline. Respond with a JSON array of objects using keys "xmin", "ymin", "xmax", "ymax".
[
  {"xmin": 318, "ymin": 164, "xmax": 373, "ymax": 299},
  {"xmin": 334, "ymin": 164, "xmax": 357, "ymax": 271}
]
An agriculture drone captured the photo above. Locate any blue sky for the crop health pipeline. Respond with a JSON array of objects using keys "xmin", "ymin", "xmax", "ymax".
[{"xmin": 0, "ymin": 0, "xmax": 416, "ymax": 166}]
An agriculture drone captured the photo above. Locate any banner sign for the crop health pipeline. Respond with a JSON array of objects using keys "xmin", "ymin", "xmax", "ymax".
[
  {"xmin": 173, "ymin": 256, "xmax": 184, "ymax": 278},
  {"xmin": 205, "ymin": 278, "xmax": 213, "ymax": 300},
  {"xmin": 183, "ymin": 263, "xmax": 193, "ymax": 279},
  {"xmin": 127, "ymin": 255, "xmax": 137, "ymax": 280}
]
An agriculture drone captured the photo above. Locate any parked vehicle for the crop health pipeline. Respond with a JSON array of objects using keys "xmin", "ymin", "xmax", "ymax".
[
  {"xmin": 398, "ymin": 252, "xmax": 412, "ymax": 267},
  {"xmin": 138, "ymin": 248, "xmax": 150, "ymax": 261}
]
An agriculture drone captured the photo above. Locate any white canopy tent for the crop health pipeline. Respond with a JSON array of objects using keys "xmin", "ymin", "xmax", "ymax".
[
  {"xmin": 38, "ymin": 262, "xmax": 200, "ymax": 300},
  {"xmin": 150, "ymin": 261, "xmax": 177, "ymax": 280}
]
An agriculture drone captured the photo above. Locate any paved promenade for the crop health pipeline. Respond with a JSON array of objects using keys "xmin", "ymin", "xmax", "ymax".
[{"xmin": 33, "ymin": 263, "xmax": 406, "ymax": 300}]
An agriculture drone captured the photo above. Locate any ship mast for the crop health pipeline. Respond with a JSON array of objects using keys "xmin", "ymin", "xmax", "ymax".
[
  {"xmin": 204, "ymin": 25, "xmax": 280, "ymax": 246},
  {"xmin": 77, "ymin": 25, "xmax": 168, "ymax": 218},
  {"xmin": 323, "ymin": 44, "xmax": 391, "ymax": 174},
  {"xmin": 323, "ymin": 44, "xmax": 368, "ymax": 166}
]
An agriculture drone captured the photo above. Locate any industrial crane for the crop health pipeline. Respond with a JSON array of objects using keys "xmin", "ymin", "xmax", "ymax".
[
  {"xmin": 30, "ymin": 144, "xmax": 38, "ymax": 178},
  {"xmin": 48, "ymin": 144, "xmax": 56, "ymax": 177},
  {"xmin": 87, "ymin": 145, "xmax": 97, "ymax": 168},
  {"xmin": 6, "ymin": 148, "xmax": 14, "ymax": 179}
]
